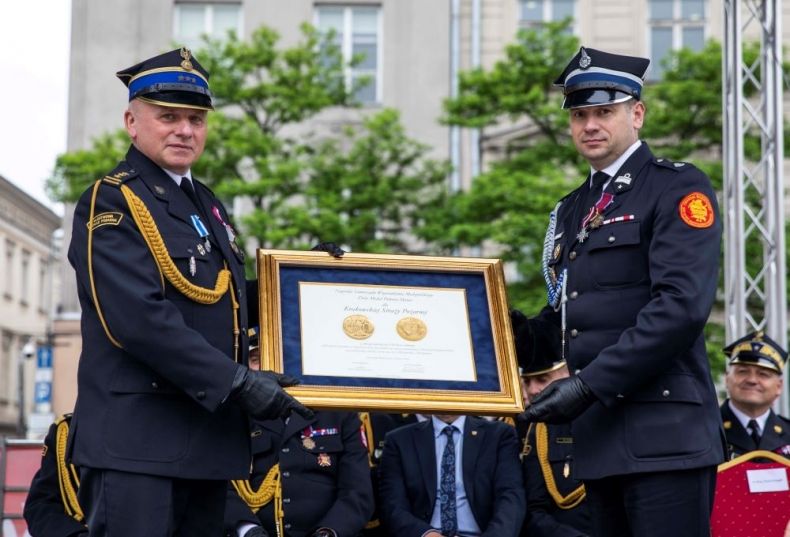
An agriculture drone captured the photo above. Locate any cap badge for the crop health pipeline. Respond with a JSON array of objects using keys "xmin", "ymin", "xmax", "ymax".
[
  {"xmin": 180, "ymin": 47, "xmax": 194, "ymax": 71},
  {"xmin": 579, "ymin": 48, "xmax": 592, "ymax": 69}
]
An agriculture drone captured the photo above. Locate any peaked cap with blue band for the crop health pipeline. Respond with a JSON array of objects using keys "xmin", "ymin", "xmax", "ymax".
[
  {"xmin": 554, "ymin": 47, "xmax": 650, "ymax": 109},
  {"xmin": 724, "ymin": 331, "xmax": 787, "ymax": 374},
  {"xmin": 116, "ymin": 47, "xmax": 213, "ymax": 111}
]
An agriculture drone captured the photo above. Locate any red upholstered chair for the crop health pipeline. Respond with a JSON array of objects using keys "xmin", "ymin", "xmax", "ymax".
[{"xmin": 711, "ymin": 450, "xmax": 790, "ymax": 537}]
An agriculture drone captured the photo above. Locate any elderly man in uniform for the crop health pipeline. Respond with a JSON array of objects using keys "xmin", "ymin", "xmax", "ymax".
[
  {"xmin": 721, "ymin": 331, "xmax": 790, "ymax": 459},
  {"xmin": 511, "ymin": 310, "xmax": 590, "ymax": 537},
  {"xmin": 523, "ymin": 47, "xmax": 724, "ymax": 537},
  {"xmin": 67, "ymin": 47, "xmax": 312, "ymax": 536}
]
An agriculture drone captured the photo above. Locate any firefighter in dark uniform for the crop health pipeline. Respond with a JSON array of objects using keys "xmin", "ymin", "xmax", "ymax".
[
  {"xmin": 721, "ymin": 331, "xmax": 790, "ymax": 459},
  {"xmin": 523, "ymin": 47, "xmax": 724, "ymax": 537},
  {"xmin": 23, "ymin": 414, "xmax": 86, "ymax": 537},
  {"xmin": 67, "ymin": 47, "xmax": 311, "ymax": 536},
  {"xmin": 224, "ymin": 330, "xmax": 373, "ymax": 537},
  {"xmin": 359, "ymin": 412, "xmax": 418, "ymax": 536},
  {"xmin": 511, "ymin": 310, "xmax": 590, "ymax": 537}
]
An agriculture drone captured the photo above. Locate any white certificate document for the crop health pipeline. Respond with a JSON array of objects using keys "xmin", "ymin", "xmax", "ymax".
[{"xmin": 298, "ymin": 282, "xmax": 476, "ymax": 381}]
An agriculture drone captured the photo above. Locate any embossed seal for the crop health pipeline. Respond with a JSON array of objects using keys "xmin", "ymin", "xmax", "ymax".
[
  {"xmin": 396, "ymin": 317, "xmax": 428, "ymax": 342},
  {"xmin": 342, "ymin": 314, "xmax": 375, "ymax": 340}
]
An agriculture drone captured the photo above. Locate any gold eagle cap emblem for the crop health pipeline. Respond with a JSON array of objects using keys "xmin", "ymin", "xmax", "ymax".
[{"xmin": 180, "ymin": 47, "xmax": 193, "ymax": 70}]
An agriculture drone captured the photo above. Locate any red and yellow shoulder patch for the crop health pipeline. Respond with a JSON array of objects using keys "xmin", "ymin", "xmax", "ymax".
[{"xmin": 679, "ymin": 192, "xmax": 715, "ymax": 228}]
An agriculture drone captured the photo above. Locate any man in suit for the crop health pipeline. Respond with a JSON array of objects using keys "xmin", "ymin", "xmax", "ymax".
[
  {"xmin": 67, "ymin": 47, "xmax": 311, "ymax": 536},
  {"xmin": 721, "ymin": 331, "xmax": 790, "ymax": 459},
  {"xmin": 523, "ymin": 47, "xmax": 724, "ymax": 537},
  {"xmin": 511, "ymin": 310, "xmax": 590, "ymax": 537},
  {"xmin": 378, "ymin": 414, "xmax": 524, "ymax": 536},
  {"xmin": 23, "ymin": 414, "xmax": 86, "ymax": 537}
]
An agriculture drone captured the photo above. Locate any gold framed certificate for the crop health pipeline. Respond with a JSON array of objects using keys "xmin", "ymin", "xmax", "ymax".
[{"xmin": 257, "ymin": 250, "xmax": 524, "ymax": 415}]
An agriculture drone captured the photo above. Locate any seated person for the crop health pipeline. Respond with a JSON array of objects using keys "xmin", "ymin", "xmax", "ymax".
[
  {"xmin": 721, "ymin": 331, "xmax": 790, "ymax": 459},
  {"xmin": 511, "ymin": 309, "xmax": 590, "ymax": 537},
  {"xmin": 359, "ymin": 412, "xmax": 418, "ymax": 537},
  {"xmin": 23, "ymin": 413, "xmax": 87, "ymax": 537},
  {"xmin": 379, "ymin": 413, "xmax": 524, "ymax": 536},
  {"xmin": 224, "ymin": 330, "xmax": 373, "ymax": 537}
]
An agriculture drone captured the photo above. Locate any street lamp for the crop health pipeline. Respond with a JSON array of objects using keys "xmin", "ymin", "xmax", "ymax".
[{"xmin": 17, "ymin": 340, "xmax": 35, "ymax": 437}]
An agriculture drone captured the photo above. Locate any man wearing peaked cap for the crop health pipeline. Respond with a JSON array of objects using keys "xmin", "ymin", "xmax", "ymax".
[
  {"xmin": 722, "ymin": 331, "xmax": 790, "ymax": 460},
  {"xmin": 510, "ymin": 310, "xmax": 591, "ymax": 537},
  {"xmin": 66, "ymin": 48, "xmax": 313, "ymax": 536},
  {"xmin": 523, "ymin": 46, "xmax": 724, "ymax": 537}
]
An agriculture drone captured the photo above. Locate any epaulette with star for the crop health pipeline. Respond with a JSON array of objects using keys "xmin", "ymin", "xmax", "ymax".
[
  {"xmin": 653, "ymin": 157, "xmax": 694, "ymax": 172},
  {"xmin": 100, "ymin": 162, "xmax": 139, "ymax": 187}
]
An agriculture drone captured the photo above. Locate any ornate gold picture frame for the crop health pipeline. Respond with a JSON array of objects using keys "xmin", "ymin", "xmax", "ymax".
[{"xmin": 258, "ymin": 250, "xmax": 524, "ymax": 415}]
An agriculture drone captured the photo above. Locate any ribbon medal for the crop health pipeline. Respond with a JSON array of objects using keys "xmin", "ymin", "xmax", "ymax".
[{"xmin": 190, "ymin": 214, "xmax": 211, "ymax": 253}]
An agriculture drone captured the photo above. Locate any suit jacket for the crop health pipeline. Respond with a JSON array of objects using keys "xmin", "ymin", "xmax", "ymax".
[
  {"xmin": 23, "ymin": 415, "xmax": 87, "ymax": 537},
  {"xmin": 224, "ymin": 412, "xmax": 373, "ymax": 537},
  {"xmin": 536, "ymin": 143, "xmax": 725, "ymax": 479},
  {"xmin": 67, "ymin": 145, "xmax": 256, "ymax": 479},
  {"xmin": 379, "ymin": 416, "xmax": 525, "ymax": 537},
  {"xmin": 520, "ymin": 422, "xmax": 590, "ymax": 537},
  {"xmin": 721, "ymin": 401, "xmax": 790, "ymax": 459}
]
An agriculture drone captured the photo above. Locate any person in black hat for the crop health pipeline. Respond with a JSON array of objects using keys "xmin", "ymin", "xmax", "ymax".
[
  {"xmin": 721, "ymin": 331, "xmax": 790, "ymax": 459},
  {"xmin": 511, "ymin": 310, "xmax": 590, "ymax": 537},
  {"xmin": 522, "ymin": 47, "xmax": 724, "ymax": 537},
  {"xmin": 66, "ymin": 47, "xmax": 313, "ymax": 537}
]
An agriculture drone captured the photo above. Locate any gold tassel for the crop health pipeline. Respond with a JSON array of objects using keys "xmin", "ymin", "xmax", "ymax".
[
  {"xmin": 55, "ymin": 417, "xmax": 84, "ymax": 522},
  {"xmin": 231, "ymin": 463, "xmax": 280, "ymax": 513},
  {"xmin": 535, "ymin": 423, "xmax": 585, "ymax": 509}
]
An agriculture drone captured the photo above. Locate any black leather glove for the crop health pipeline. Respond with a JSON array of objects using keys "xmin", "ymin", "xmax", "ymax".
[
  {"xmin": 311, "ymin": 242, "xmax": 346, "ymax": 258},
  {"xmin": 231, "ymin": 366, "xmax": 314, "ymax": 420},
  {"xmin": 523, "ymin": 375, "xmax": 596, "ymax": 424},
  {"xmin": 245, "ymin": 527, "xmax": 269, "ymax": 537}
]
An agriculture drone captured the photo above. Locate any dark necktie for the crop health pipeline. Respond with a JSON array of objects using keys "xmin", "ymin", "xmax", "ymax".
[
  {"xmin": 747, "ymin": 419, "xmax": 761, "ymax": 447},
  {"xmin": 587, "ymin": 171, "xmax": 609, "ymax": 204},
  {"xmin": 439, "ymin": 425, "xmax": 458, "ymax": 537},
  {"xmin": 180, "ymin": 178, "xmax": 207, "ymax": 220}
]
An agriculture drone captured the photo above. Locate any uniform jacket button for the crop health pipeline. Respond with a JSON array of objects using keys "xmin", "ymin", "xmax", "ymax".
[
  {"xmin": 608, "ymin": 236, "xmax": 616, "ymax": 243},
  {"xmin": 570, "ymin": 329, "xmax": 579, "ymax": 338},
  {"xmin": 282, "ymin": 471, "xmax": 290, "ymax": 477},
  {"xmin": 569, "ymin": 251, "xmax": 577, "ymax": 260},
  {"xmin": 285, "ymin": 524, "xmax": 292, "ymax": 530},
  {"xmin": 151, "ymin": 381, "xmax": 159, "ymax": 389},
  {"xmin": 569, "ymin": 291, "xmax": 579, "ymax": 300},
  {"xmin": 283, "ymin": 498, "xmax": 291, "ymax": 504},
  {"xmin": 196, "ymin": 391, "xmax": 206, "ymax": 400},
  {"xmin": 662, "ymin": 389, "xmax": 670, "ymax": 397},
  {"xmin": 282, "ymin": 447, "xmax": 290, "ymax": 453}
]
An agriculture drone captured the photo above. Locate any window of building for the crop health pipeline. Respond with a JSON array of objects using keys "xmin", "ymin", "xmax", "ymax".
[
  {"xmin": 20, "ymin": 250, "xmax": 30, "ymax": 307},
  {"xmin": 39, "ymin": 258, "xmax": 48, "ymax": 313},
  {"xmin": 0, "ymin": 331, "xmax": 11, "ymax": 405},
  {"xmin": 4, "ymin": 240, "xmax": 14, "ymax": 300},
  {"xmin": 315, "ymin": 5, "xmax": 382, "ymax": 105},
  {"xmin": 173, "ymin": 2, "xmax": 243, "ymax": 50},
  {"xmin": 519, "ymin": 0, "xmax": 576, "ymax": 30},
  {"xmin": 648, "ymin": 0, "xmax": 705, "ymax": 80}
]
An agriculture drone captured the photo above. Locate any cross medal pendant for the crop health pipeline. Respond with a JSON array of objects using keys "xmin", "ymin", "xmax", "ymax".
[{"xmin": 576, "ymin": 227, "xmax": 589, "ymax": 243}]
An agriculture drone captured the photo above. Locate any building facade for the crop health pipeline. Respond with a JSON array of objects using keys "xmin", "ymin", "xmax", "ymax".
[{"xmin": 0, "ymin": 175, "xmax": 60, "ymax": 437}]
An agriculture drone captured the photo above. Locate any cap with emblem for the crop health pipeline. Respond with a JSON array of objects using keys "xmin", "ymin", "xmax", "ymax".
[
  {"xmin": 510, "ymin": 310, "xmax": 565, "ymax": 376},
  {"xmin": 116, "ymin": 47, "xmax": 213, "ymax": 110},
  {"xmin": 554, "ymin": 46, "xmax": 650, "ymax": 109},
  {"xmin": 248, "ymin": 326, "xmax": 259, "ymax": 351},
  {"xmin": 724, "ymin": 331, "xmax": 787, "ymax": 374}
]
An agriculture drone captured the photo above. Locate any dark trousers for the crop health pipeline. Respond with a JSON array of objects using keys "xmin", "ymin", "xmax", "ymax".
[
  {"xmin": 78, "ymin": 467, "xmax": 226, "ymax": 537},
  {"xmin": 584, "ymin": 466, "xmax": 717, "ymax": 537}
]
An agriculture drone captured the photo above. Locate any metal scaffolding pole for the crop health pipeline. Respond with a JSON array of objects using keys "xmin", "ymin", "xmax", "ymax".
[{"xmin": 722, "ymin": 0, "xmax": 788, "ymax": 414}]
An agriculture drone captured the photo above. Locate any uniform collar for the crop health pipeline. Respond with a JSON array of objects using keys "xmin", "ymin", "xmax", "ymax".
[
  {"xmin": 160, "ymin": 167, "xmax": 193, "ymax": 185},
  {"xmin": 588, "ymin": 139, "xmax": 642, "ymax": 187},
  {"xmin": 727, "ymin": 399, "xmax": 771, "ymax": 435}
]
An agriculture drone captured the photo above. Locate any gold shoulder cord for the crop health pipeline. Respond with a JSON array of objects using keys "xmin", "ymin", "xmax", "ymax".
[
  {"xmin": 535, "ymin": 422, "xmax": 586, "ymax": 509},
  {"xmin": 87, "ymin": 180, "xmax": 236, "ymax": 347},
  {"xmin": 358, "ymin": 412, "xmax": 375, "ymax": 466},
  {"xmin": 231, "ymin": 463, "xmax": 280, "ymax": 513},
  {"xmin": 54, "ymin": 418, "xmax": 84, "ymax": 522}
]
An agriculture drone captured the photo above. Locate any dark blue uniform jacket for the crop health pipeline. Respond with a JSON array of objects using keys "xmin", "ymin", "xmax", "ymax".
[
  {"xmin": 537, "ymin": 142, "xmax": 725, "ymax": 479},
  {"xmin": 67, "ymin": 145, "xmax": 255, "ymax": 479}
]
